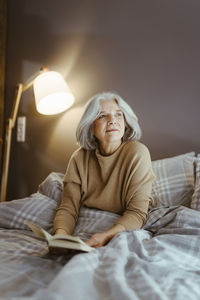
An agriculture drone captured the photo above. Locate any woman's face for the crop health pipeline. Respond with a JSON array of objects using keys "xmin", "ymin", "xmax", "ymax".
[{"xmin": 92, "ymin": 99, "xmax": 125, "ymax": 152}]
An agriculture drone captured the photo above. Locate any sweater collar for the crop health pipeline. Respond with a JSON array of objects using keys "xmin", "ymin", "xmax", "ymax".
[{"xmin": 95, "ymin": 142, "xmax": 125, "ymax": 159}]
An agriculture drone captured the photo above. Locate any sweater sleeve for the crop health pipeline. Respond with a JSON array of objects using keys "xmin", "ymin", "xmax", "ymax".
[
  {"xmin": 53, "ymin": 154, "xmax": 82, "ymax": 235},
  {"xmin": 116, "ymin": 143, "xmax": 155, "ymax": 231}
]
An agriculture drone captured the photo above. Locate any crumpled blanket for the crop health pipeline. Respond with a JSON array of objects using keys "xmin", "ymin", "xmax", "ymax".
[{"xmin": 10, "ymin": 205, "xmax": 199, "ymax": 300}]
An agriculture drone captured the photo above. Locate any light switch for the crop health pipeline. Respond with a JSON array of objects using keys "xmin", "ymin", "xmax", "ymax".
[{"xmin": 17, "ymin": 116, "xmax": 26, "ymax": 142}]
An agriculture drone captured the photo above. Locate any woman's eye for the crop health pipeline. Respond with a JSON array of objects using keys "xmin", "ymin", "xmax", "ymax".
[
  {"xmin": 117, "ymin": 112, "xmax": 123, "ymax": 117},
  {"xmin": 98, "ymin": 114, "xmax": 106, "ymax": 119}
]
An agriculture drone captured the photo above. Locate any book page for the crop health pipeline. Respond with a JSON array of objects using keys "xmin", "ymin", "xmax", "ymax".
[
  {"xmin": 52, "ymin": 234, "xmax": 86, "ymax": 245},
  {"xmin": 25, "ymin": 220, "xmax": 52, "ymax": 241},
  {"xmin": 49, "ymin": 239, "xmax": 93, "ymax": 252},
  {"xmin": 25, "ymin": 220, "xmax": 94, "ymax": 252}
]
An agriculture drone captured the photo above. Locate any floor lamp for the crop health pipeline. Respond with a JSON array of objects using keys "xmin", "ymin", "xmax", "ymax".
[{"xmin": 0, "ymin": 67, "xmax": 74, "ymax": 202}]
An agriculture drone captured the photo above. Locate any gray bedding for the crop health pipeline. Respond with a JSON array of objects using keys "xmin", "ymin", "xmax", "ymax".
[{"xmin": 1, "ymin": 205, "xmax": 200, "ymax": 300}]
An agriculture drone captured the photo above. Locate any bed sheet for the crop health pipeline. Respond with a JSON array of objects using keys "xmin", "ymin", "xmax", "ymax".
[
  {"xmin": 1, "ymin": 205, "xmax": 200, "ymax": 300},
  {"xmin": 0, "ymin": 229, "xmax": 69, "ymax": 299}
]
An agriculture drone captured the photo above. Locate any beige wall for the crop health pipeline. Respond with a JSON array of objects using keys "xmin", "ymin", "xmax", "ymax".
[{"xmin": 5, "ymin": 0, "xmax": 200, "ymax": 200}]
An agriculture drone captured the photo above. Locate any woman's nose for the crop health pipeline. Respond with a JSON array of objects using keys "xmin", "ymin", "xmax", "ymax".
[{"xmin": 108, "ymin": 115, "xmax": 116, "ymax": 124}]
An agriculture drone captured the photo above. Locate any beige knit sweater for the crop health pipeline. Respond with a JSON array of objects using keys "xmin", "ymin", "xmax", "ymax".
[{"xmin": 54, "ymin": 140, "xmax": 155, "ymax": 234}]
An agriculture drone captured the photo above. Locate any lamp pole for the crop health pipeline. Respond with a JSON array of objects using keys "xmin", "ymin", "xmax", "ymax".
[{"xmin": 0, "ymin": 68, "xmax": 47, "ymax": 202}]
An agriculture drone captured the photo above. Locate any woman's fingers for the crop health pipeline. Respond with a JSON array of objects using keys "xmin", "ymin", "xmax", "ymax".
[{"xmin": 86, "ymin": 236, "xmax": 99, "ymax": 247}]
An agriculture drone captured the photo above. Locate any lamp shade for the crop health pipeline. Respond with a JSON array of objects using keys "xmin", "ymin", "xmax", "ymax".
[{"xmin": 33, "ymin": 71, "xmax": 74, "ymax": 115}]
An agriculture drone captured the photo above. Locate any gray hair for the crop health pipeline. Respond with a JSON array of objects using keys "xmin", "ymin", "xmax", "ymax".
[{"xmin": 76, "ymin": 92, "xmax": 142, "ymax": 150}]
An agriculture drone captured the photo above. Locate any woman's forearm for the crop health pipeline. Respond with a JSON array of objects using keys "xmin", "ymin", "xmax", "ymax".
[{"xmin": 105, "ymin": 223, "xmax": 126, "ymax": 240}]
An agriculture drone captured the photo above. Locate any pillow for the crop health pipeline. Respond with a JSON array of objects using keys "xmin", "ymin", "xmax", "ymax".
[
  {"xmin": 1, "ymin": 151, "xmax": 195, "ymax": 234},
  {"xmin": 74, "ymin": 206, "xmax": 121, "ymax": 240},
  {"xmin": 151, "ymin": 152, "xmax": 195, "ymax": 208},
  {"xmin": 38, "ymin": 172, "xmax": 64, "ymax": 204},
  {"xmin": 190, "ymin": 154, "xmax": 200, "ymax": 210},
  {"xmin": 0, "ymin": 193, "xmax": 58, "ymax": 233}
]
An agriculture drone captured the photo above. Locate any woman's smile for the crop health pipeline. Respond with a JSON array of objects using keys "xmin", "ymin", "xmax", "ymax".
[{"xmin": 106, "ymin": 128, "xmax": 119, "ymax": 132}]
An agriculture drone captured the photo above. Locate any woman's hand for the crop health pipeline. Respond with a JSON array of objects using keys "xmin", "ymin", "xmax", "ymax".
[
  {"xmin": 85, "ymin": 224, "xmax": 125, "ymax": 248},
  {"xmin": 85, "ymin": 232, "xmax": 110, "ymax": 248}
]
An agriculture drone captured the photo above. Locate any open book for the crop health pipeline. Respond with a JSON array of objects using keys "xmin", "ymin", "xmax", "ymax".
[{"xmin": 25, "ymin": 220, "xmax": 94, "ymax": 253}]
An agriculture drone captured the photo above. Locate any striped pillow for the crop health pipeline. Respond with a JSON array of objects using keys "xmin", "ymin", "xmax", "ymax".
[
  {"xmin": 190, "ymin": 154, "xmax": 200, "ymax": 210},
  {"xmin": 0, "ymin": 152, "xmax": 195, "ymax": 232},
  {"xmin": 0, "ymin": 193, "xmax": 58, "ymax": 233},
  {"xmin": 38, "ymin": 172, "xmax": 63, "ymax": 203},
  {"xmin": 0, "ymin": 173, "xmax": 64, "ymax": 233},
  {"xmin": 151, "ymin": 152, "xmax": 195, "ymax": 208}
]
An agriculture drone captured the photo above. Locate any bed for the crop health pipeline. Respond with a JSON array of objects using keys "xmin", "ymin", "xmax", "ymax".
[{"xmin": 0, "ymin": 151, "xmax": 200, "ymax": 299}]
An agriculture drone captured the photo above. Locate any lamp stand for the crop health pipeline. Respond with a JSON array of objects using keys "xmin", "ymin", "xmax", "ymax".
[
  {"xmin": 0, "ymin": 68, "xmax": 45, "ymax": 202},
  {"xmin": 0, "ymin": 84, "xmax": 23, "ymax": 202}
]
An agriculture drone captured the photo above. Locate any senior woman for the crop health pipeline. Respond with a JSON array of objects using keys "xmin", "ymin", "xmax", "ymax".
[{"xmin": 54, "ymin": 92, "xmax": 155, "ymax": 248}]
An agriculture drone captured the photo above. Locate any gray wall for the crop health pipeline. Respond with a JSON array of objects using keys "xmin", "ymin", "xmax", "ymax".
[{"xmin": 5, "ymin": 0, "xmax": 200, "ymax": 200}]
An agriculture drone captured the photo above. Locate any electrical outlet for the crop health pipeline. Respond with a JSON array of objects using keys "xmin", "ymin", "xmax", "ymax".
[{"xmin": 17, "ymin": 116, "xmax": 26, "ymax": 142}]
